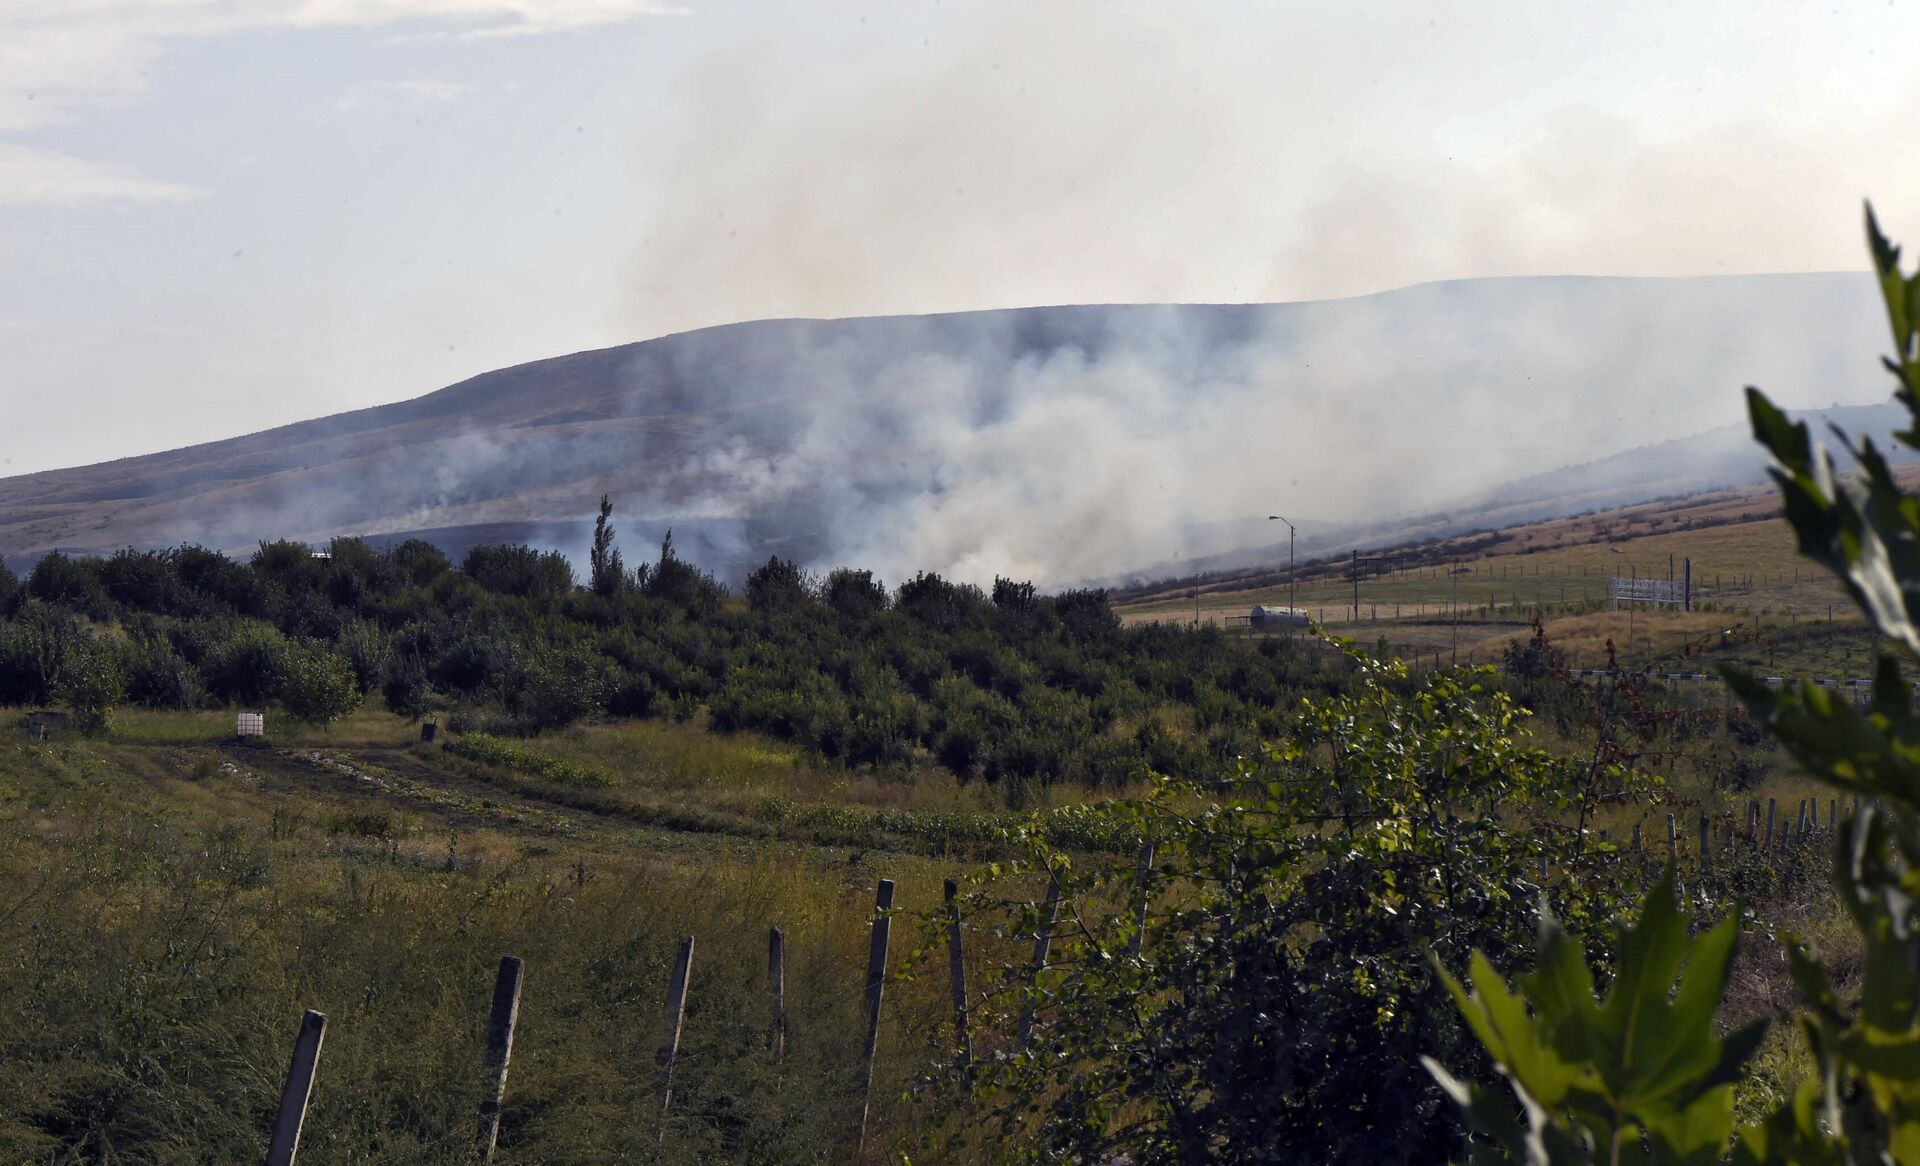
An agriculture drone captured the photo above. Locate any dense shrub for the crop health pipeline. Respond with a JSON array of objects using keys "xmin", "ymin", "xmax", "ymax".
[
  {"xmin": 26, "ymin": 553, "xmax": 106, "ymax": 615},
  {"xmin": 386, "ymin": 537, "xmax": 452, "ymax": 588},
  {"xmin": 641, "ymin": 531, "xmax": 725, "ymax": 612},
  {"xmin": 54, "ymin": 633, "xmax": 124, "ymax": 734},
  {"xmin": 202, "ymin": 626, "xmax": 286, "ymax": 707},
  {"xmin": 0, "ymin": 530, "xmax": 1342, "ymax": 791},
  {"xmin": 822, "ymin": 567, "xmax": 887, "ymax": 619},
  {"xmin": 277, "ymin": 642, "xmax": 361, "ymax": 726},
  {"xmin": 500, "ymin": 647, "xmax": 610, "ymax": 734},
  {"xmin": 381, "ymin": 654, "xmax": 431, "ymax": 720},
  {"xmin": 462, "ymin": 544, "xmax": 573, "ymax": 598},
  {"xmin": 744, "ymin": 556, "xmax": 810, "ymax": 613},
  {"xmin": 123, "ymin": 636, "xmax": 203, "ymax": 709},
  {"xmin": 939, "ymin": 653, "xmax": 1640, "ymax": 1164}
]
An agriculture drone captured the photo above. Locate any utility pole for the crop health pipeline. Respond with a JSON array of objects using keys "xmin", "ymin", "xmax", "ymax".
[
  {"xmin": 1347, "ymin": 549, "xmax": 1413, "ymax": 632},
  {"xmin": 1352, "ymin": 550, "xmax": 1360, "ymax": 623},
  {"xmin": 1268, "ymin": 515, "xmax": 1297, "ymax": 620}
]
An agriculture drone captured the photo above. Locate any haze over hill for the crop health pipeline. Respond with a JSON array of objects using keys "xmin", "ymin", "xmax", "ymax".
[
  {"xmin": 0, "ymin": 271, "xmax": 1890, "ymax": 587},
  {"xmin": 1127, "ymin": 399, "xmax": 1920, "ymax": 588}
]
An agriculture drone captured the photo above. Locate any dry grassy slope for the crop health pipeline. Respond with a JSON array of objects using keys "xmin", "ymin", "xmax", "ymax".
[
  {"xmin": 1120, "ymin": 465, "xmax": 1920, "ymax": 677},
  {"xmin": 2, "ymin": 302, "xmax": 1269, "ymax": 564},
  {"xmin": 0, "ymin": 342, "xmax": 795, "ymax": 560}
]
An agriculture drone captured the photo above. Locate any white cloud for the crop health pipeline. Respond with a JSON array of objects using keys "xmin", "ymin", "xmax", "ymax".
[
  {"xmin": 334, "ymin": 77, "xmax": 476, "ymax": 110},
  {"xmin": 0, "ymin": 141, "xmax": 205, "ymax": 207},
  {"xmin": 0, "ymin": 0, "xmax": 680, "ymax": 203}
]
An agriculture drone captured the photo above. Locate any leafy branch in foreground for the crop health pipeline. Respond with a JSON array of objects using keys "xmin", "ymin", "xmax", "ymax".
[
  {"xmin": 1429, "ymin": 203, "xmax": 1920, "ymax": 1162},
  {"xmin": 1426, "ymin": 873, "xmax": 1764, "ymax": 1164},
  {"xmin": 921, "ymin": 647, "xmax": 1645, "ymax": 1165}
]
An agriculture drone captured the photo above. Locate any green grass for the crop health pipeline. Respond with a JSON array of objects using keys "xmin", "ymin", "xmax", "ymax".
[
  {"xmin": 446, "ymin": 732, "xmax": 616, "ymax": 788},
  {"xmin": 0, "ymin": 718, "xmax": 974, "ymax": 1163},
  {"xmin": 436, "ymin": 725, "xmax": 1136, "ymax": 856},
  {"xmin": 0, "ymin": 637, "xmax": 1857, "ymax": 1161}
]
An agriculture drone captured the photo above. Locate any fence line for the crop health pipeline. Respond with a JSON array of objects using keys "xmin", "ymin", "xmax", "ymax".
[{"xmin": 244, "ymin": 786, "xmax": 1858, "ymax": 1166}]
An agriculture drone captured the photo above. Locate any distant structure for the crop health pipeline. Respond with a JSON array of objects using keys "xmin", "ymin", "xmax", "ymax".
[
  {"xmin": 1609, "ymin": 560, "xmax": 1691, "ymax": 611},
  {"xmin": 237, "ymin": 711, "xmax": 265, "ymax": 739},
  {"xmin": 1250, "ymin": 605, "xmax": 1310, "ymax": 629}
]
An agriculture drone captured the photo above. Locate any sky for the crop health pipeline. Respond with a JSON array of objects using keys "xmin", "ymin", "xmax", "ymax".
[{"xmin": 4, "ymin": 1, "xmax": 1920, "ymax": 480}]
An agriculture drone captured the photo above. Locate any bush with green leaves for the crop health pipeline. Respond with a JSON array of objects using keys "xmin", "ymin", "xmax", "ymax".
[
  {"xmin": 276, "ymin": 642, "xmax": 361, "ymax": 727},
  {"xmin": 381, "ymin": 653, "xmax": 431, "ymax": 720},
  {"xmin": 122, "ymin": 634, "xmax": 203, "ymax": 710},
  {"xmin": 1427, "ymin": 204, "xmax": 1920, "ymax": 1162},
  {"xmin": 0, "ymin": 523, "xmax": 1352, "ymax": 794},
  {"xmin": 931, "ymin": 649, "xmax": 1642, "ymax": 1164},
  {"xmin": 52, "ymin": 630, "xmax": 124, "ymax": 734},
  {"xmin": 500, "ymin": 646, "xmax": 611, "ymax": 734}
]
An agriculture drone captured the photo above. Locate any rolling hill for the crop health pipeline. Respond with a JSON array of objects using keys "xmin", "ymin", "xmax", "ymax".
[{"xmin": 0, "ymin": 271, "xmax": 1890, "ymax": 586}]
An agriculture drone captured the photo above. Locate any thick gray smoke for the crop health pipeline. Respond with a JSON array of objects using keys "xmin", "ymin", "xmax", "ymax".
[
  {"xmin": 0, "ymin": 274, "xmax": 1889, "ymax": 588},
  {"xmin": 591, "ymin": 1, "xmax": 1910, "ymax": 587},
  {"xmin": 613, "ymin": 276, "xmax": 1887, "ymax": 588}
]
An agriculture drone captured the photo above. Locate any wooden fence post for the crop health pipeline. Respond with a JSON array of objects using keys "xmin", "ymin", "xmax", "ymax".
[
  {"xmin": 1127, "ymin": 843, "xmax": 1154, "ymax": 960},
  {"xmin": 657, "ymin": 936, "xmax": 695, "ymax": 1147},
  {"xmin": 266, "ymin": 1009, "xmax": 327, "ymax": 1166},
  {"xmin": 1765, "ymin": 799, "xmax": 1777, "ymax": 858},
  {"xmin": 1698, "ymin": 814, "xmax": 1711, "ymax": 872},
  {"xmin": 944, "ymin": 880, "xmax": 971, "ymax": 1068},
  {"xmin": 858, "ymin": 879, "xmax": 896, "ymax": 1153},
  {"xmin": 476, "ymin": 956, "xmax": 524, "ymax": 1163},
  {"xmin": 1631, "ymin": 823, "xmax": 1641, "ymax": 856},
  {"xmin": 1829, "ymin": 798, "xmax": 1838, "ymax": 832},
  {"xmin": 768, "ymin": 927, "xmax": 785, "ymax": 1062},
  {"xmin": 1665, "ymin": 814, "xmax": 1677, "ymax": 864},
  {"xmin": 1016, "ymin": 866, "xmax": 1064, "ymax": 1053}
]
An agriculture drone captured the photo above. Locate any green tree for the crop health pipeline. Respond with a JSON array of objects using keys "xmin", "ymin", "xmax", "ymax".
[
  {"xmin": 1428, "ymin": 203, "xmax": 1920, "ymax": 1162},
  {"xmin": 822, "ymin": 567, "xmax": 887, "ymax": 619},
  {"xmin": 276, "ymin": 642, "xmax": 361, "ymax": 727},
  {"xmin": 641, "ymin": 530, "xmax": 724, "ymax": 611},
  {"xmin": 462, "ymin": 544, "xmax": 573, "ymax": 598},
  {"xmin": 935, "ymin": 650, "xmax": 1638, "ymax": 1164},
  {"xmin": 744, "ymin": 556, "xmax": 810, "ymax": 612},
  {"xmin": 384, "ymin": 537, "xmax": 451, "ymax": 588},
  {"xmin": 503, "ymin": 646, "xmax": 610, "ymax": 734},
  {"xmin": 53, "ymin": 631, "xmax": 124, "ymax": 734},
  {"xmin": 381, "ymin": 654, "xmax": 431, "ymax": 721},
  {"xmin": 26, "ymin": 552, "xmax": 106, "ymax": 614},
  {"xmin": 588, "ymin": 494, "xmax": 626, "ymax": 598}
]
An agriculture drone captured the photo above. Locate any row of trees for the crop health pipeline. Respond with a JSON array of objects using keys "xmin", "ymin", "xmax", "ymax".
[{"xmin": 0, "ymin": 510, "xmax": 1345, "ymax": 790}]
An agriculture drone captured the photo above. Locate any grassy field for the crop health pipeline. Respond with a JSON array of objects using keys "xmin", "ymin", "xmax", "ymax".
[
  {"xmin": 2, "ymin": 474, "xmax": 1894, "ymax": 1160},
  {"xmin": 0, "ymin": 707, "xmax": 1034, "ymax": 1164},
  {"xmin": 0, "ymin": 658, "xmax": 1860, "ymax": 1160},
  {"xmin": 1119, "ymin": 476, "xmax": 1895, "ymax": 679}
]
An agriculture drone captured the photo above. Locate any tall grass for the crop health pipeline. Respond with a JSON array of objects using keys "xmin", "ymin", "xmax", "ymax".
[{"xmin": 0, "ymin": 734, "xmax": 958, "ymax": 1163}]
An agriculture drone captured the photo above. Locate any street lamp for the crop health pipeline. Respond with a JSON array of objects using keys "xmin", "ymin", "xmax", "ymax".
[{"xmin": 1267, "ymin": 515, "xmax": 1296, "ymax": 622}]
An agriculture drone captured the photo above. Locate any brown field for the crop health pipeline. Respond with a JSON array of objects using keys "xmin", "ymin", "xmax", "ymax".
[{"xmin": 1118, "ymin": 467, "xmax": 1920, "ymax": 679}]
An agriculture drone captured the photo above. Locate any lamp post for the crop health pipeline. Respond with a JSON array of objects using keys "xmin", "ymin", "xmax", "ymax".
[{"xmin": 1267, "ymin": 515, "xmax": 1296, "ymax": 622}]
